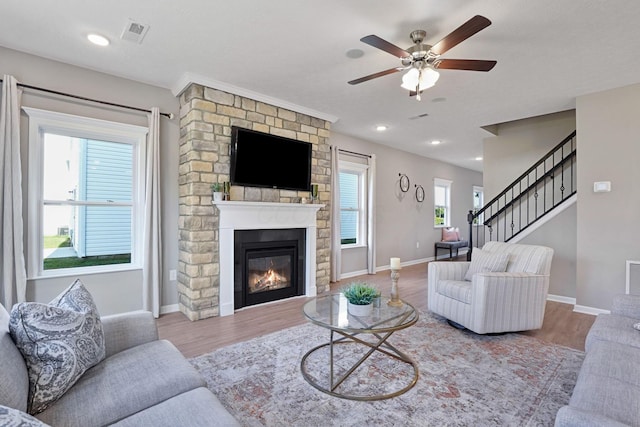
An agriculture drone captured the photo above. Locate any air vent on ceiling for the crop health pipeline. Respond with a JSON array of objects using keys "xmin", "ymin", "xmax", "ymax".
[
  {"xmin": 120, "ymin": 19, "xmax": 150, "ymax": 44},
  {"xmin": 408, "ymin": 113, "xmax": 429, "ymax": 120}
]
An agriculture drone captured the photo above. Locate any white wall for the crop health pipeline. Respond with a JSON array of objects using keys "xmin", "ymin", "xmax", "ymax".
[
  {"xmin": 576, "ymin": 82, "xmax": 640, "ymax": 310},
  {"xmin": 331, "ymin": 132, "xmax": 482, "ymax": 277},
  {"xmin": 0, "ymin": 46, "xmax": 180, "ymax": 315}
]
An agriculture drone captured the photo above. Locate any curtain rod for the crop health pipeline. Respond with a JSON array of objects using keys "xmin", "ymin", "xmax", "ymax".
[
  {"xmin": 0, "ymin": 78, "xmax": 173, "ymax": 119},
  {"xmin": 336, "ymin": 147, "xmax": 371, "ymax": 158}
]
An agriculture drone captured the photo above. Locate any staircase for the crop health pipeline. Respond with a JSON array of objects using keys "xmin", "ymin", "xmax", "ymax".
[{"xmin": 468, "ymin": 131, "xmax": 576, "ymax": 258}]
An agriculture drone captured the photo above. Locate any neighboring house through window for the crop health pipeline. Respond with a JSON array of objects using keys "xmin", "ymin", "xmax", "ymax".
[
  {"xmin": 339, "ymin": 160, "xmax": 368, "ymax": 247},
  {"xmin": 434, "ymin": 178, "xmax": 452, "ymax": 227},
  {"xmin": 24, "ymin": 107, "xmax": 147, "ymax": 277}
]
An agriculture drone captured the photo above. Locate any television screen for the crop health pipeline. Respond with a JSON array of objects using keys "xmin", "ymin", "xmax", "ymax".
[{"xmin": 230, "ymin": 126, "xmax": 312, "ymax": 192}]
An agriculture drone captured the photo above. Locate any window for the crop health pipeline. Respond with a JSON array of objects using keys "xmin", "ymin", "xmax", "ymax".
[
  {"xmin": 434, "ymin": 178, "xmax": 452, "ymax": 227},
  {"xmin": 473, "ymin": 186, "xmax": 484, "ymax": 225},
  {"xmin": 25, "ymin": 107, "xmax": 148, "ymax": 277},
  {"xmin": 339, "ymin": 161, "xmax": 368, "ymax": 247}
]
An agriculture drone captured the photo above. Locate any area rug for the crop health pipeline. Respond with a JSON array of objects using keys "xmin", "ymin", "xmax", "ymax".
[{"xmin": 189, "ymin": 311, "xmax": 584, "ymax": 426}]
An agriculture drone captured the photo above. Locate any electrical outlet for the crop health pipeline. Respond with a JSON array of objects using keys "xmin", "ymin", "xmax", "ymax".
[
  {"xmin": 169, "ymin": 269, "xmax": 177, "ymax": 281},
  {"xmin": 416, "ymin": 241, "xmax": 420, "ymax": 248}
]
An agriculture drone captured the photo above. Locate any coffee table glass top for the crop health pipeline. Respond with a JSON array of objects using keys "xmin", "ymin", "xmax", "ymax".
[{"xmin": 302, "ymin": 293, "xmax": 418, "ymax": 333}]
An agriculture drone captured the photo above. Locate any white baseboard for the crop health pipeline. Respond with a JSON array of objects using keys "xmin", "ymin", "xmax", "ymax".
[
  {"xmin": 573, "ymin": 305, "xmax": 610, "ymax": 316},
  {"xmin": 160, "ymin": 303, "xmax": 179, "ymax": 314}
]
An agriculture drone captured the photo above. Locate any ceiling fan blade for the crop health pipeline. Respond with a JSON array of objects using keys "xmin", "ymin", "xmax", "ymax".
[
  {"xmin": 360, "ymin": 35, "xmax": 411, "ymax": 58},
  {"xmin": 435, "ymin": 59, "xmax": 497, "ymax": 71},
  {"xmin": 348, "ymin": 67, "xmax": 404, "ymax": 85},
  {"xmin": 430, "ymin": 15, "xmax": 492, "ymax": 56}
]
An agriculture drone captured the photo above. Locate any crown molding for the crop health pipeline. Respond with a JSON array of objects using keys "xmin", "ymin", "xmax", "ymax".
[{"xmin": 171, "ymin": 72, "xmax": 339, "ymax": 123}]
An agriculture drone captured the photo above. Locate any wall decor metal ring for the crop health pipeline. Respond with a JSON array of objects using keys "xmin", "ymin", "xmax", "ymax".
[
  {"xmin": 415, "ymin": 184, "xmax": 425, "ymax": 202},
  {"xmin": 399, "ymin": 173, "xmax": 410, "ymax": 192}
]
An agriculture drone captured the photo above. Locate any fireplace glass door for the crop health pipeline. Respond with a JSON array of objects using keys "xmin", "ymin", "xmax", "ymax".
[{"xmin": 247, "ymin": 251, "xmax": 292, "ymax": 295}]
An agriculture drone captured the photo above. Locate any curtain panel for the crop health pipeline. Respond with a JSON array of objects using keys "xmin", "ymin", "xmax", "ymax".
[
  {"xmin": 142, "ymin": 107, "xmax": 163, "ymax": 317},
  {"xmin": 0, "ymin": 75, "xmax": 27, "ymax": 307}
]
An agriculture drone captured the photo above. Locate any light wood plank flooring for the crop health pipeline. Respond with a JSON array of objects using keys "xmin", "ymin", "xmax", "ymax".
[{"xmin": 157, "ymin": 260, "xmax": 595, "ymax": 358}]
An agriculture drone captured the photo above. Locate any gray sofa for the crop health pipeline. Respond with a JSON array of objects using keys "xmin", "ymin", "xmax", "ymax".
[
  {"xmin": 555, "ymin": 294, "xmax": 640, "ymax": 426},
  {"xmin": 0, "ymin": 303, "xmax": 239, "ymax": 427}
]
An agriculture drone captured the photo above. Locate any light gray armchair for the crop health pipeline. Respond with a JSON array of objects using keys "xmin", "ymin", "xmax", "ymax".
[{"xmin": 427, "ymin": 241, "xmax": 554, "ymax": 334}]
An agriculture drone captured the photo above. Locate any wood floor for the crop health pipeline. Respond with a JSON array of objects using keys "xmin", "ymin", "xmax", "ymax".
[{"xmin": 157, "ymin": 260, "xmax": 595, "ymax": 359}]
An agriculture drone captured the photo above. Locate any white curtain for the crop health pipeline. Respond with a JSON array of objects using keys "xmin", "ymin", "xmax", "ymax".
[
  {"xmin": 366, "ymin": 154, "xmax": 377, "ymax": 274},
  {"xmin": 142, "ymin": 107, "xmax": 163, "ymax": 317},
  {"xmin": 0, "ymin": 75, "xmax": 27, "ymax": 307},
  {"xmin": 330, "ymin": 146, "xmax": 341, "ymax": 283}
]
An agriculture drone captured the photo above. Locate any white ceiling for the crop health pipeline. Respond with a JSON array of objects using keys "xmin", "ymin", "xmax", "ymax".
[{"xmin": 2, "ymin": 0, "xmax": 640, "ymax": 172}]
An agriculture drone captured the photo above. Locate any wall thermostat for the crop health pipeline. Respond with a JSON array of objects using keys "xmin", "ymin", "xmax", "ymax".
[{"xmin": 593, "ymin": 181, "xmax": 611, "ymax": 192}]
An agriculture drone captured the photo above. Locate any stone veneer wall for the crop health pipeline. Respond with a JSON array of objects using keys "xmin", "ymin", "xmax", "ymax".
[{"xmin": 178, "ymin": 83, "xmax": 331, "ymax": 321}]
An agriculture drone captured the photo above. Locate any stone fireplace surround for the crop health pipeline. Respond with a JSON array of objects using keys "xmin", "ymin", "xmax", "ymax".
[
  {"xmin": 215, "ymin": 201, "xmax": 322, "ymax": 316},
  {"xmin": 178, "ymin": 83, "xmax": 332, "ymax": 321}
]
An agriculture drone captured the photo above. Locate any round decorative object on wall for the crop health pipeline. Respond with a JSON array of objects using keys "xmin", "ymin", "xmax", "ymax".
[
  {"xmin": 415, "ymin": 184, "xmax": 425, "ymax": 202},
  {"xmin": 399, "ymin": 173, "xmax": 410, "ymax": 192}
]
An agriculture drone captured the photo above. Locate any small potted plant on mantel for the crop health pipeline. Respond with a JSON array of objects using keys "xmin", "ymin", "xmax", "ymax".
[
  {"xmin": 211, "ymin": 183, "xmax": 223, "ymax": 201},
  {"xmin": 342, "ymin": 282, "xmax": 380, "ymax": 316}
]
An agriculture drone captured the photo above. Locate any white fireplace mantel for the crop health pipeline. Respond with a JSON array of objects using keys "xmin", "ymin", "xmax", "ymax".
[{"xmin": 213, "ymin": 201, "xmax": 324, "ymax": 316}]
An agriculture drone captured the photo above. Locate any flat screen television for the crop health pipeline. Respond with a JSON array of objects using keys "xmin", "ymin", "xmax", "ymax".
[{"xmin": 230, "ymin": 126, "xmax": 312, "ymax": 192}]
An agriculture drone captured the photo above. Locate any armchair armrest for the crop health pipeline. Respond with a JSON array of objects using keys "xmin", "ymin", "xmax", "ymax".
[
  {"xmin": 101, "ymin": 310, "xmax": 159, "ymax": 358},
  {"xmin": 611, "ymin": 294, "xmax": 640, "ymax": 319},
  {"xmin": 428, "ymin": 261, "xmax": 470, "ymax": 282}
]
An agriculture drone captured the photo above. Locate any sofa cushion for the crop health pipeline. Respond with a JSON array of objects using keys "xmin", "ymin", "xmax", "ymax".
[
  {"xmin": 9, "ymin": 279, "xmax": 105, "ymax": 414},
  {"xmin": 464, "ymin": 248, "xmax": 510, "ymax": 281},
  {"xmin": 35, "ymin": 339, "xmax": 206, "ymax": 427},
  {"xmin": 109, "ymin": 387, "xmax": 240, "ymax": 427},
  {"xmin": 585, "ymin": 313, "xmax": 640, "ymax": 352},
  {"xmin": 0, "ymin": 405, "xmax": 51, "ymax": 427},
  {"xmin": 436, "ymin": 280, "xmax": 472, "ymax": 304},
  {"xmin": 0, "ymin": 304, "xmax": 29, "ymax": 412},
  {"xmin": 568, "ymin": 339, "xmax": 640, "ymax": 426}
]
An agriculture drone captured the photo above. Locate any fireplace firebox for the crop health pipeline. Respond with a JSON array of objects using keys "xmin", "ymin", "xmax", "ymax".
[{"xmin": 234, "ymin": 228, "xmax": 305, "ymax": 308}]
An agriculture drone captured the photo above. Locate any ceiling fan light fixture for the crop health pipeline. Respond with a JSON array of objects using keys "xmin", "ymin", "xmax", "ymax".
[{"xmin": 400, "ymin": 67, "xmax": 440, "ymax": 92}]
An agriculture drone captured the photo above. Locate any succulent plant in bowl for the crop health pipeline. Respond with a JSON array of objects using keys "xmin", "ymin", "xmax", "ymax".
[{"xmin": 342, "ymin": 281, "xmax": 379, "ymax": 305}]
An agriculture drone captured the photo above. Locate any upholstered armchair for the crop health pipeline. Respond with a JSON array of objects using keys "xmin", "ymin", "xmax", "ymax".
[{"xmin": 427, "ymin": 241, "xmax": 554, "ymax": 334}]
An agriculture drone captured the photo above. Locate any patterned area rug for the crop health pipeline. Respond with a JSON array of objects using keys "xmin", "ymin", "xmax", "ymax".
[{"xmin": 189, "ymin": 311, "xmax": 584, "ymax": 426}]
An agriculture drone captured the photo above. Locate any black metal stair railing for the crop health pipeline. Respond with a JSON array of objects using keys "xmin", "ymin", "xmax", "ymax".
[{"xmin": 467, "ymin": 131, "xmax": 576, "ymax": 258}]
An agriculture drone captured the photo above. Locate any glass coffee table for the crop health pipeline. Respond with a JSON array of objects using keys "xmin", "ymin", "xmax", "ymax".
[{"xmin": 300, "ymin": 293, "xmax": 419, "ymax": 401}]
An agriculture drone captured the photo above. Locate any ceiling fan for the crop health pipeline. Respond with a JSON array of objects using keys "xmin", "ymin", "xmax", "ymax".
[{"xmin": 348, "ymin": 15, "xmax": 497, "ymax": 100}]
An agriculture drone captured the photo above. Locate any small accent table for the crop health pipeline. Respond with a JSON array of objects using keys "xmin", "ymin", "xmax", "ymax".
[{"xmin": 300, "ymin": 293, "xmax": 419, "ymax": 401}]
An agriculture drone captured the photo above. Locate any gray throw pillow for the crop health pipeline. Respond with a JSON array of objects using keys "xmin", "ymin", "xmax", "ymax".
[
  {"xmin": 8, "ymin": 279, "xmax": 105, "ymax": 415},
  {"xmin": 464, "ymin": 248, "xmax": 511, "ymax": 281},
  {"xmin": 0, "ymin": 405, "xmax": 51, "ymax": 427}
]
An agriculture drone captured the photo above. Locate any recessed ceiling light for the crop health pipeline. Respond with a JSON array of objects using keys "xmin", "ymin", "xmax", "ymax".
[
  {"xmin": 87, "ymin": 33, "xmax": 110, "ymax": 46},
  {"xmin": 375, "ymin": 125, "xmax": 388, "ymax": 132},
  {"xmin": 475, "ymin": 156, "xmax": 483, "ymax": 161},
  {"xmin": 431, "ymin": 140, "xmax": 441, "ymax": 145}
]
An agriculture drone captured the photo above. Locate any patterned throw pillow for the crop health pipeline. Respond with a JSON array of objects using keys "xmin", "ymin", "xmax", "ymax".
[
  {"xmin": 0, "ymin": 405, "xmax": 51, "ymax": 427},
  {"xmin": 464, "ymin": 248, "xmax": 511, "ymax": 281},
  {"xmin": 8, "ymin": 279, "xmax": 106, "ymax": 415}
]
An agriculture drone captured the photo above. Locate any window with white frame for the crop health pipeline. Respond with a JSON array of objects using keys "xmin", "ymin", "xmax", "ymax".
[
  {"xmin": 473, "ymin": 185, "xmax": 484, "ymax": 225},
  {"xmin": 434, "ymin": 178, "xmax": 452, "ymax": 227},
  {"xmin": 339, "ymin": 161, "xmax": 368, "ymax": 247},
  {"xmin": 24, "ymin": 107, "xmax": 148, "ymax": 277}
]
